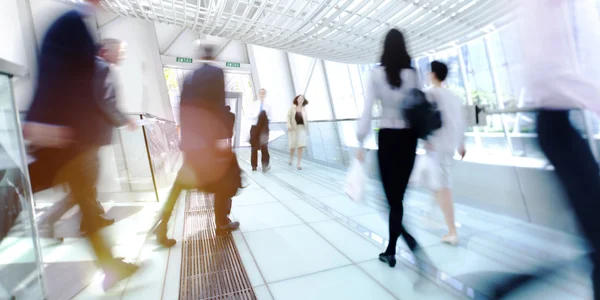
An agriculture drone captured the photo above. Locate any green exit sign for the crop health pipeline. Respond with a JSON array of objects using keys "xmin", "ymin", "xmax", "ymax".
[
  {"xmin": 176, "ymin": 57, "xmax": 193, "ymax": 63},
  {"xmin": 226, "ymin": 62, "xmax": 241, "ymax": 68}
]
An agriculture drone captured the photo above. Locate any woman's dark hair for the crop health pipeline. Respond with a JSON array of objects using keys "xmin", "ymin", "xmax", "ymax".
[
  {"xmin": 380, "ymin": 29, "xmax": 412, "ymax": 89},
  {"xmin": 293, "ymin": 95, "xmax": 309, "ymax": 106}
]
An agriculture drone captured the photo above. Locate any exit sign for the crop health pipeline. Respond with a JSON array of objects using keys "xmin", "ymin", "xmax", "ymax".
[
  {"xmin": 226, "ymin": 62, "xmax": 241, "ymax": 68},
  {"xmin": 176, "ymin": 57, "xmax": 193, "ymax": 63}
]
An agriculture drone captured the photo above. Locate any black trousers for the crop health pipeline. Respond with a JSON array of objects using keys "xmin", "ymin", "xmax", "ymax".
[
  {"xmin": 495, "ymin": 110, "xmax": 600, "ymax": 299},
  {"xmin": 538, "ymin": 111, "xmax": 600, "ymax": 296},
  {"xmin": 378, "ymin": 129, "xmax": 419, "ymax": 255},
  {"xmin": 251, "ymin": 144, "xmax": 270, "ymax": 169},
  {"xmin": 29, "ymin": 147, "xmax": 114, "ymax": 267}
]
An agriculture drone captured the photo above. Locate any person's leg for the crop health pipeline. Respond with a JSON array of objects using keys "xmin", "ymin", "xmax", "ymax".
[
  {"xmin": 289, "ymin": 148, "xmax": 295, "ymax": 165},
  {"xmin": 63, "ymin": 148, "xmax": 138, "ymax": 290},
  {"xmin": 79, "ymin": 153, "xmax": 113, "ymax": 232},
  {"xmin": 154, "ymin": 181, "xmax": 183, "ymax": 247},
  {"xmin": 261, "ymin": 144, "xmax": 270, "ymax": 168},
  {"xmin": 437, "ymin": 188, "xmax": 457, "ymax": 235},
  {"xmin": 377, "ymin": 130, "xmax": 418, "ymax": 265},
  {"xmin": 297, "ymin": 147, "xmax": 304, "ymax": 169},
  {"xmin": 536, "ymin": 110, "xmax": 600, "ymax": 298},
  {"xmin": 251, "ymin": 146, "xmax": 259, "ymax": 170}
]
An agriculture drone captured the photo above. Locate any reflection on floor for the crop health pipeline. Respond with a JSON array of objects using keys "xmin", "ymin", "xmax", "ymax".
[{"xmin": 232, "ymin": 148, "xmax": 592, "ymax": 300}]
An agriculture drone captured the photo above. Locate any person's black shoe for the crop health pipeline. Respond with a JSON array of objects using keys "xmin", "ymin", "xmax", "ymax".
[
  {"xmin": 379, "ymin": 253, "xmax": 396, "ymax": 267},
  {"xmin": 216, "ymin": 221, "xmax": 240, "ymax": 234},
  {"xmin": 262, "ymin": 165, "xmax": 271, "ymax": 173},
  {"xmin": 252, "ymin": 168, "xmax": 257, "ymax": 171},
  {"xmin": 153, "ymin": 219, "xmax": 176, "ymax": 248},
  {"xmin": 80, "ymin": 216, "xmax": 115, "ymax": 233},
  {"xmin": 102, "ymin": 261, "xmax": 140, "ymax": 291}
]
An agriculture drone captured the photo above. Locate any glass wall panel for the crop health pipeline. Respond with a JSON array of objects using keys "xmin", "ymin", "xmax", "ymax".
[
  {"xmin": 433, "ymin": 48, "xmax": 467, "ymax": 103},
  {"xmin": 288, "ymin": 53, "xmax": 314, "ymax": 94},
  {"xmin": 304, "ymin": 62, "xmax": 334, "ymax": 121},
  {"xmin": 348, "ymin": 65, "xmax": 365, "ymax": 116},
  {"xmin": 325, "ymin": 61, "xmax": 358, "ymax": 119},
  {"xmin": 461, "ymin": 40, "xmax": 497, "ymax": 108},
  {"xmin": 252, "ymin": 45, "xmax": 295, "ymax": 122},
  {"xmin": 417, "ymin": 56, "xmax": 431, "ymax": 88},
  {"xmin": 0, "ymin": 74, "xmax": 45, "ymax": 299}
]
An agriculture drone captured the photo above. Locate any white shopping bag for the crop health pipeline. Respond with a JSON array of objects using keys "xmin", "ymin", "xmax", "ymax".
[{"xmin": 344, "ymin": 158, "xmax": 367, "ymax": 202}]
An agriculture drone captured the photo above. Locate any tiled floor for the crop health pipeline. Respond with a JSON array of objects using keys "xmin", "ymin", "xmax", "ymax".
[
  {"xmin": 0, "ymin": 148, "xmax": 594, "ymax": 299},
  {"xmin": 232, "ymin": 149, "xmax": 593, "ymax": 300}
]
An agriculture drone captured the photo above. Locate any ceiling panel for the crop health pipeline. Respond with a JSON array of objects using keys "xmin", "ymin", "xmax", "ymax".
[{"xmin": 76, "ymin": 0, "xmax": 512, "ymax": 63}]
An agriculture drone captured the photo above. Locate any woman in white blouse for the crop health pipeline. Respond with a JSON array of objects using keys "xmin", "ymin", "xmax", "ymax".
[
  {"xmin": 356, "ymin": 29, "xmax": 423, "ymax": 268},
  {"xmin": 287, "ymin": 95, "xmax": 309, "ymax": 170}
]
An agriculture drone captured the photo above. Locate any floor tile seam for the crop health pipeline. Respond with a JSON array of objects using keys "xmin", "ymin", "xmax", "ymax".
[
  {"xmin": 239, "ymin": 182, "xmax": 401, "ymax": 300},
  {"xmin": 239, "ymin": 222, "xmax": 310, "ymax": 235},
  {"xmin": 236, "ymin": 228, "xmax": 275, "ymax": 300},
  {"xmin": 246, "ymin": 157, "xmax": 587, "ymax": 297},
  {"xmin": 158, "ymin": 190, "xmax": 186, "ymax": 300},
  {"xmin": 265, "ymin": 172, "xmax": 498, "ymax": 300},
  {"xmin": 260, "ymin": 154, "xmax": 590, "ymax": 297},
  {"xmin": 261, "ymin": 158, "xmax": 345, "ymax": 195}
]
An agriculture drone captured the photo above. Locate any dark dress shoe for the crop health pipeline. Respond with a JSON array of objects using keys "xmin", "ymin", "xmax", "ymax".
[
  {"xmin": 216, "ymin": 221, "xmax": 240, "ymax": 234},
  {"xmin": 153, "ymin": 220, "xmax": 176, "ymax": 248},
  {"xmin": 379, "ymin": 253, "xmax": 397, "ymax": 267}
]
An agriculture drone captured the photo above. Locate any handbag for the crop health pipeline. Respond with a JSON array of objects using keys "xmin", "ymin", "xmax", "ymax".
[
  {"xmin": 401, "ymin": 89, "xmax": 442, "ymax": 140},
  {"xmin": 344, "ymin": 158, "xmax": 367, "ymax": 202}
]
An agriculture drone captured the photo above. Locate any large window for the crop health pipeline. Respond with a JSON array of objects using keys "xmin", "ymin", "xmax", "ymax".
[
  {"xmin": 325, "ymin": 61, "xmax": 358, "ymax": 119},
  {"xmin": 433, "ymin": 48, "xmax": 467, "ymax": 103},
  {"xmin": 461, "ymin": 39, "xmax": 497, "ymax": 108}
]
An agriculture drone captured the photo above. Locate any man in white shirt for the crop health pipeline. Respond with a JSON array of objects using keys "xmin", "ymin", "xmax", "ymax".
[
  {"xmin": 425, "ymin": 61, "xmax": 466, "ymax": 246},
  {"xmin": 250, "ymin": 88, "xmax": 271, "ymax": 171}
]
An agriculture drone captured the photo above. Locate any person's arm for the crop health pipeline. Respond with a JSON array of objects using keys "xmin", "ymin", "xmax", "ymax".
[
  {"xmin": 357, "ymin": 71, "xmax": 376, "ymax": 149},
  {"xmin": 286, "ymin": 107, "xmax": 293, "ymax": 131}
]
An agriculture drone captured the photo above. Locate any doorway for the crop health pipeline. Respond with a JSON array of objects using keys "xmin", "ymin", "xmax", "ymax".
[{"xmin": 164, "ymin": 68, "xmax": 255, "ymax": 148}]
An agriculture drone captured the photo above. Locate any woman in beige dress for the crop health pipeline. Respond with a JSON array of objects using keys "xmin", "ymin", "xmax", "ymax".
[{"xmin": 287, "ymin": 95, "xmax": 309, "ymax": 170}]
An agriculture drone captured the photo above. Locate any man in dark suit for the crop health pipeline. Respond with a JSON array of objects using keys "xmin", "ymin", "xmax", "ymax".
[
  {"xmin": 23, "ymin": 0, "xmax": 139, "ymax": 291},
  {"xmin": 224, "ymin": 105, "xmax": 236, "ymax": 146},
  {"xmin": 153, "ymin": 43, "xmax": 241, "ymax": 248}
]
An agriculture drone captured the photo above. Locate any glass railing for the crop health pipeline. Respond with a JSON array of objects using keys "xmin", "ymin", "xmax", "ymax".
[
  {"xmin": 0, "ymin": 63, "xmax": 46, "ymax": 299},
  {"xmin": 20, "ymin": 112, "xmax": 182, "ymax": 203},
  {"xmin": 264, "ymin": 109, "xmax": 594, "ymax": 233}
]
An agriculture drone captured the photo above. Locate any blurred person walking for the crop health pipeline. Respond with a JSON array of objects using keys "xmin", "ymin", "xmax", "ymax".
[
  {"xmin": 71, "ymin": 38, "xmax": 138, "ymax": 233},
  {"xmin": 250, "ymin": 88, "xmax": 271, "ymax": 171},
  {"xmin": 356, "ymin": 29, "xmax": 424, "ymax": 268},
  {"xmin": 152, "ymin": 43, "xmax": 242, "ymax": 248},
  {"xmin": 287, "ymin": 95, "xmax": 309, "ymax": 170},
  {"xmin": 250, "ymin": 111, "xmax": 270, "ymax": 172},
  {"xmin": 23, "ymin": 0, "xmax": 139, "ymax": 290},
  {"xmin": 224, "ymin": 105, "xmax": 235, "ymax": 148},
  {"xmin": 425, "ymin": 61, "xmax": 467, "ymax": 246},
  {"xmin": 490, "ymin": 1, "xmax": 600, "ymax": 298}
]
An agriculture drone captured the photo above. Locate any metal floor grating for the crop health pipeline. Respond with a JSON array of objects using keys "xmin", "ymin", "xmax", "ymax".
[{"xmin": 180, "ymin": 191, "xmax": 256, "ymax": 300}]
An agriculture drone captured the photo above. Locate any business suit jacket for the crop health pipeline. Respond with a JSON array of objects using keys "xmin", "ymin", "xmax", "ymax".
[
  {"xmin": 179, "ymin": 63, "xmax": 227, "ymax": 152},
  {"xmin": 26, "ymin": 9, "xmax": 100, "ymax": 151}
]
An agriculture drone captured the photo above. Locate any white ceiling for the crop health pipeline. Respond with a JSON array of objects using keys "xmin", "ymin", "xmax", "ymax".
[{"xmin": 92, "ymin": 0, "xmax": 512, "ymax": 63}]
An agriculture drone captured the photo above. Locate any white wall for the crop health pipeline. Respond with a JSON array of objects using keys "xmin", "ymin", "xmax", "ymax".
[
  {"xmin": 98, "ymin": 11, "xmax": 174, "ymax": 121},
  {"xmin": 0, "ymin": 0, "xmax": 38, "ymax": 110},
  {"xmin": 250, "ymin": 45, "xmax": 295, "ymax": 122}
]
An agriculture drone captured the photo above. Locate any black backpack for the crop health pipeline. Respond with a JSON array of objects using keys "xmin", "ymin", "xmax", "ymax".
[{"xmin": 401, "ymin": 88, "xmax": 442, "ymax": 139}]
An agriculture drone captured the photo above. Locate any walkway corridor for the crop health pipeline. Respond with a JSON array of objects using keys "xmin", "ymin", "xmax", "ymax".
[{"xmin": 230, "ymin": 149, "xmax": 592, "ymax": 300}]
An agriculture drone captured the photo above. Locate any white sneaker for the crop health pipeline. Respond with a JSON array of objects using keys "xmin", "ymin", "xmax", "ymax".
[{"xmin": 441, "ymin": 235, "xmax": 459, "ymax": 246}]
